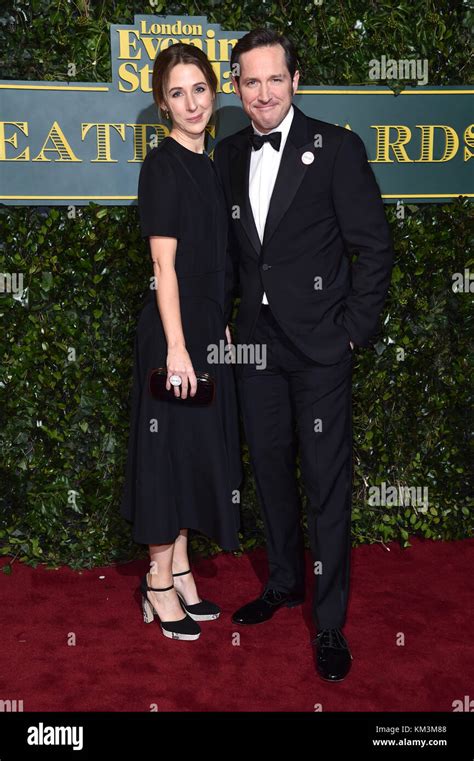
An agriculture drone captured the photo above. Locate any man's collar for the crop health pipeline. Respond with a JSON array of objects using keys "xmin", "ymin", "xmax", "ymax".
[{"xmin": 251, "ymin": 104, "xmax": 294, "ymax": 139}]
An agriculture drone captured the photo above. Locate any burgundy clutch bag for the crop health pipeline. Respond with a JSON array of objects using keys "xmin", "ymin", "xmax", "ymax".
[{"xmin": 149, "ymin": 367, "xmax": 215, "ymax": 406}]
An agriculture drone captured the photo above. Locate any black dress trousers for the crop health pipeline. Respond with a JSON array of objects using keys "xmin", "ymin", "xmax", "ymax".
[{"xmin": 236, "ymin": 303, "xmax": 354, "ymax": 630}]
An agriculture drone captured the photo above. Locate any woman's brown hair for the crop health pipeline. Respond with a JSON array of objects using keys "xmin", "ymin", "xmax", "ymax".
[{"xmin": 152, "ymin": 42, "xmax": 218, "ymax": 121}]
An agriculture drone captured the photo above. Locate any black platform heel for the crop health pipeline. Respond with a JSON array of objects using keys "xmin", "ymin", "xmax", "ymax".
[
  {"xmin": 140, "ymin": 573, "xmax": 201, "ymax": 640},
  {"xmin": 172, "ymin": 569, "xmax": 221, "ymax": 621}
]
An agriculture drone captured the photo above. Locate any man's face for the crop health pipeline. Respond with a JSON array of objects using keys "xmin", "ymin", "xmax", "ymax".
[{"xmin": 232, "ymin": 44, "xmax": 299, "ymax": 133}]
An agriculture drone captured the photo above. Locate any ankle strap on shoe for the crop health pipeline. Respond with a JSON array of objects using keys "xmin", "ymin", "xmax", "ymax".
[
  {"xmin": 172, "ymin": 569, "xmax": 191, "ymax": 577},
  {"xmin": 147, "ymin": 583, "xmax": 174, "ymax": 592},
  {"xmin": 146, "ymin": 574, "xmax": 174, "ymax": 592}
]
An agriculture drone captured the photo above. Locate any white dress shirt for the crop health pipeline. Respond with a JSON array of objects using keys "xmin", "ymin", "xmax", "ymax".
[{"xmin": 249, "ymin": 104, "xmax": 294, "ymax": 305}]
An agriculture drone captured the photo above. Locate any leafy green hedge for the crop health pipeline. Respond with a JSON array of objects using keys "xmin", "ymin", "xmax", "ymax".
[{"xmin": 1, "ymin": 1, "xmax": 472, "ymax": 569}]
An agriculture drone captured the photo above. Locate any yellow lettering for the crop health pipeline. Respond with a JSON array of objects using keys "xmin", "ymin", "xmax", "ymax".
[
  {"xmin": 32, "ymin": 122, "xmax": 80, "ymax": 162},
  {"xmin": 371, "ymin": 125, "xmax": 413, "ymax": 162},
  {"xmin": 81, "ymin": 124, "xmax": 126, "ymax": 162},
  {"xmin": 0, "ymin": 122, "xmax": 29, "ymax": 160},
  {"xmin": 415, "ymin": 125, "xmax": 459, "ymax": 162}
]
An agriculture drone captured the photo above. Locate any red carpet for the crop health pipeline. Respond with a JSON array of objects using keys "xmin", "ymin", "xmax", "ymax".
[{"xmin": 1, "ymin": 537, "xmax": 473, "ymax": 712}]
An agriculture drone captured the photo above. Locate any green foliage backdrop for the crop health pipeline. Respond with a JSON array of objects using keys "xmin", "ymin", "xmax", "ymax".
[{"xmin": 1, "ymin": 0, "xmax": 472, "ymax": 569}]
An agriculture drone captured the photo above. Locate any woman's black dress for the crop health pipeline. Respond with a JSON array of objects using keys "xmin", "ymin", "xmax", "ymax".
[{"xmin": 120, "ymin": 136, "xmax": 242, "ymax": 550}]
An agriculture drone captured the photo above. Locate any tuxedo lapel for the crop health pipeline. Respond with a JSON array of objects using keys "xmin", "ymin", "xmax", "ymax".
[
  {"xmin": 228, "ymin": 104, "xmax": 316, "ymax": 260},
  {"xmin": 229, "ymin": 131, "xmax": 261, "ymax": 258},
  {"xmin": 263, "ymin": 105, "xmax": 317, "ymax": 248}
]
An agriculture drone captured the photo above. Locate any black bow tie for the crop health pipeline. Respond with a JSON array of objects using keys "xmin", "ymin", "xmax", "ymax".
[{"xmin": 249, "ymin": 131, "xmax": 282, "ymax": 152}]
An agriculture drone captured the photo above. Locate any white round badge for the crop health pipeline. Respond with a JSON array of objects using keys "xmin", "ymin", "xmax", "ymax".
[{"xmin": 301, "ymin": 151, "xmax": 315, "ymax": 165}]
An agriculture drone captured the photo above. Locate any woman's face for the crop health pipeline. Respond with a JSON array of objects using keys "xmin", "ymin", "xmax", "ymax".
[{"xmin": 162, "ymin": 63, "xmax": 214, "ymax": 136}]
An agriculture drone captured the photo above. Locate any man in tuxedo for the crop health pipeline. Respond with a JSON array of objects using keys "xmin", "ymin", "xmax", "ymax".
[{"xmin": 213, "ymin": 28, "xmax": 393, "ymax": 681}]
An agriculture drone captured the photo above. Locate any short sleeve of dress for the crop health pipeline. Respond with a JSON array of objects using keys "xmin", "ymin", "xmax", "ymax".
[{"xmin": 137, "ymin": 149, "xmax": 181, "ymax": 240}]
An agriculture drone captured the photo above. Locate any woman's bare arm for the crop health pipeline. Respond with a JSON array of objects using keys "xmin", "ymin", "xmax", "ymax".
[{"xmin": 149, "ymin": 235, "xmax": 197, "ymax": 399}]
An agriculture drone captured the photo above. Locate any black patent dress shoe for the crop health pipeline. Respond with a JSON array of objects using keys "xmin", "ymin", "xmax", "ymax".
[
  {"xmin": 314, "ymin": 628, "xmax": 352, "ymax": 682},
  {"xmin": 231, "ymin": 587, "xmax": 305, "ymax": 625}
]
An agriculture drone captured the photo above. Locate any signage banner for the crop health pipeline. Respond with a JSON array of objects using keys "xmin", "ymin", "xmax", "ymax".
[{"xmin": 0, "ymin": 15, "xmax": 472, "ymax": 206}]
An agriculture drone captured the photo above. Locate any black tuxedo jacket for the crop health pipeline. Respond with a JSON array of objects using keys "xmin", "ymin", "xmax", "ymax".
[{"xmin": 213, "ymin": 104, "xmax": 394, "ymax": 365}]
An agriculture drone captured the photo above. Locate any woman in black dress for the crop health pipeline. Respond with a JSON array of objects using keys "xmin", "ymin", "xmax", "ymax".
[{"xmin": 120, "ymin": 43, "xmax": 242, "ymax": 641}]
